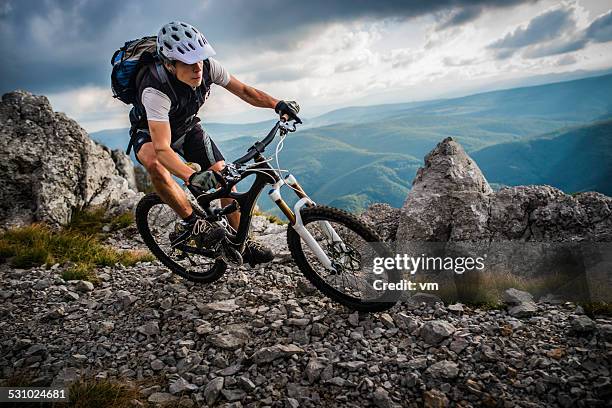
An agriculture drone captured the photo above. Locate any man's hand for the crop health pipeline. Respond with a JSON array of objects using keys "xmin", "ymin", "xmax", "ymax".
[
  {"xmin": 188, "ymin": 170, "xmax": 218, "ymax": 191},
  {"xmin": 274, "ymin": 100, "xmax": 301, "ymax": 123}
]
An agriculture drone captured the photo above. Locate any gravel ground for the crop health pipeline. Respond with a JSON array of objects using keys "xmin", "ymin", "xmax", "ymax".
[{"xmin": 0, "ymin": 217, "xmax": 611, "ymax": 407}]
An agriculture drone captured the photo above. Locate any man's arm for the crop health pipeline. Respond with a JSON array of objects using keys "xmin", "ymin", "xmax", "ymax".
[
  {"xmin": 148, "ymin": 120, "xmax": 195, "ymax": 182},
  {"xmin": 224, "ymin": 75, "xmax": 278, "ymax": 108}
]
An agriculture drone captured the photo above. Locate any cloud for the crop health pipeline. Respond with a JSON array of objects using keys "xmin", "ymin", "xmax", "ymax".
[
  {"xmin": 442, "ymin": 56, "xmax": 478, "ymax": 67},
  {"xmin": 436, "ymin": 6, "xmax": 484, "ymax": 31},
  {"xmin": 523, "ymin": 36, "xmax": 587, "ymax": 58},
  {"xmin": 0, "ymin": 0, "xmax": 536, "ymax": 94},
  {"xmin": 491, "ymin": 8, "xmax": 612, "ymax": 60},
  {"xmin": 487, "ymin": 5, "xmax": 612, "ymax": 60},
  {"xmin": 488, "ymin": 6, "xmax": 576, "ymax": 49},
  {"xmin": 555, "ymin": 55, "xmax": 577, "ymax": 66},
  {"xmin": 585, "ymin": 10, "xmax": 612, "ymax": 43}
]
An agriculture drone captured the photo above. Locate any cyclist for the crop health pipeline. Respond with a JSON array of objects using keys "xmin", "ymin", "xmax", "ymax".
[{"xmin": 129, "ymin": 21, "xmax": 300, "ymax": 266}]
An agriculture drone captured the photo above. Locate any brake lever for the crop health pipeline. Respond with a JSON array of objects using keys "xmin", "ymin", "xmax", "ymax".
[{"xmin": 279, "ymin": 120, "xmax": 297, "ymax": 132}]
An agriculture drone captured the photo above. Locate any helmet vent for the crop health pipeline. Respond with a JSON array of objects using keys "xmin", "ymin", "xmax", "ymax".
[
  {"xmin": 171, "ymin": 25, "xmax": 178, "ymax": 31},
  {"xmin": 188, "ymin": 43, "xmax": 195, "ymax": 50},
  {"xmin": 162, "ymin": 28, "xmax": 166, "ymax": 35},
  {"xmin": 163, "ymin": 41, "xmax": 172, "ymax": 50},
  {"xmin": 180, "ymin": 23, "xmax": 188, "ymax": 27},
  {"xmin": 185, "ymin": 31, "xmax": 193, "ymax": 38},
  {"xmin": 177, "ymin": 46, "xmax": 185, "ymax": 54},
  {"xmin": 171, "ymin": 34, "xmax": 180, "ymax": 41},
  {"xmin": 198, "ymin": 38, "xmax": 204, "ymax": 47}
]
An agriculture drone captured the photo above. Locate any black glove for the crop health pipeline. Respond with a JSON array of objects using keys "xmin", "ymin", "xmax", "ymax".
[
  {"xmin": 188, "ymin": 170, "xmax": 218, "ymax": 191},
  {"xmin": 274, "ymin": 100, "xmax": 302, "ymax": 123}
]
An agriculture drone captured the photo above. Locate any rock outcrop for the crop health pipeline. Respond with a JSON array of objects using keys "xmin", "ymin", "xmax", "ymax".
[
  {"xmin": 392, "ymin": 137, "xmax": 612, "ymax": 242},
  {"xmin": 0, "ymin": 90, "xmax": 141, "ymax": 228}
]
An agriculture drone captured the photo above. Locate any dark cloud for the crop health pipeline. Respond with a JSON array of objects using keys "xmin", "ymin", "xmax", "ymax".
[
  {"xmin": 488, "ymin": 7, "xmax": 575, "ymax": 49},
  {"xmin": 489, "ymin": 8, "xmax": 612, "ymax": 60},
  {"xmin": 585, "ymin": 10, "xmax": 612, "ymax": 43},
  {"xmin": 436, "ymin": 6, "xmax": 484, "ymax": 31},
  {"xmin": 0, "ymin": 0, "xmax": 537, "ymax": 94}
]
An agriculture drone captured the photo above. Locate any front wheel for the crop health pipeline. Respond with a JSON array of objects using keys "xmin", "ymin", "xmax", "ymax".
[
  {"xmin": 287, "ymin": 205, "xmax": 401, "ymax": 312},
  {"xmin": 135, "ymin": 192, "xmax": 226, "ymax": 283}
]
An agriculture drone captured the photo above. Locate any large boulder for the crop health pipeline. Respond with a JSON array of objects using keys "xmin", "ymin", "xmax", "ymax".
[
  {"xmin": 387, "ymin": 137, "xmax": 611, "ymax": 303},
  {"xmin": 394, "ymin": 137, "xmax": 611, "ymax": 242},
  {"xmin": 0, "ymin": 90, "xmax": 142, "ymax": 228}
]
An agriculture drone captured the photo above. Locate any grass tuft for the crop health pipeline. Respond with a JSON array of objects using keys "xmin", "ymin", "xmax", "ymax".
[
  {"xmin": 68, "ymin": 208, "xmax": 135, "ymax": 236},
  {"xmin": 253, "ymin": 209, "xmax": 287, "ymax": 225},
  {"xmin": 0, "ymin": 223, "xmax": 153, "ymax": 282},
  {"xmin": 68, "ymin": 379, "xmax": 142, "ymax": 408}
]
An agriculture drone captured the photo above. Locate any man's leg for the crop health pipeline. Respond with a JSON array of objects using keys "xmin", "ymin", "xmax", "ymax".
[
  {"xmin": 137, "ymin": 142, "xmax": 194, "ymax": 219},
  {"xmin": 209, "ymin": 160, "xmax": 240, "ymax": 231}
]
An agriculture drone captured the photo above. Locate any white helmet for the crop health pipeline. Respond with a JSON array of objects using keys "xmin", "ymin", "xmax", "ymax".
[{"xmin": 157, "ymin": 21, "xmax": 216, "ymax": 64}]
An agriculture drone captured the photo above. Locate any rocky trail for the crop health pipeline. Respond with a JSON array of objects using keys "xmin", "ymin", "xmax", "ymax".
[{"xmin": 1, "ymin": 216, "xmax": 611, "ymax": 408}]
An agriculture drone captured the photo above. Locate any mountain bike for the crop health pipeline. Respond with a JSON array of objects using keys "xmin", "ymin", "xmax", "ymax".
[{"xmin": 135, "ymin": 116, "xmax": 401, "ymax": 312}]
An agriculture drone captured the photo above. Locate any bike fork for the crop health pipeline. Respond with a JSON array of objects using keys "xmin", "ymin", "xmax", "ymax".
[{"xmin": 268, "ymin": 174, "xmax": 345, "ymax": 271}]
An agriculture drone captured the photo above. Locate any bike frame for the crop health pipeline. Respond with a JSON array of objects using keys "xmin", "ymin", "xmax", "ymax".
[{"xmin": 184, "ymin": 121, "xmax": 342, "ymax": 270}]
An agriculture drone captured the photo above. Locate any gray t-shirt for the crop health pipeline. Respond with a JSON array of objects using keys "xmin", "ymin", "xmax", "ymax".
[{"xmin": 142, "ymin": 58, "xmax": 230, "ymax": 122}]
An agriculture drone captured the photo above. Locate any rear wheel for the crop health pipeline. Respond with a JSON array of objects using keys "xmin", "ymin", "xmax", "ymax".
[
  {"xmin": 135, "ymin": 193, "xmax": 226, "ymax": 283},
  {"xmin": 287, "ymin": 205, "xmax": 401, "ymax": 312}
]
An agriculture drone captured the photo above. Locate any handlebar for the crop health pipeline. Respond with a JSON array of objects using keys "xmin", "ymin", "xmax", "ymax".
[{"xmin": 233, "ymin": 115, "xmax": 300, "ymax": 166}]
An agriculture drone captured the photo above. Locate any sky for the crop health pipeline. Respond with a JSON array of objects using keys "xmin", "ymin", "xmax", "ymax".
[{"xmin": 0, "ymin": 0, "xmax": 611, "ymax": 132}]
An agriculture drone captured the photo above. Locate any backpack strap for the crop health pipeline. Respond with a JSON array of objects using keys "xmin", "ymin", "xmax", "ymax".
[
  {"xmin": 203, "ymin": 59, "xmax": 212, "ymax": 88},
  {"xmin": 153, "ymin": 63, "xmax": 178, "ymax": 101}
]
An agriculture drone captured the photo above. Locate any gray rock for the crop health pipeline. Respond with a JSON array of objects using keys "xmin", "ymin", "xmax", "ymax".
[
  {"xmin": 115, "ymin": 290, "xmax": 137, "ymax": 308},
  {"xmin": 396, "ymin": 137, "xmax": 612, "ymax": 243},
  {"xmin": 508, "ymin": 302, "xmax": 537, "ymax": 317},
  {"xmin": 305, "ymin": 358, "xmax": 327, "ymax": 383},
  {"xmin": 110, "ymin": 149, "xmax": 137, "ymax": 191},
  {"xmin": 98, "ymin": 321, "xmax": 114, "ymax": 335},
  {"xmin": 148, "ymin": 392, "xmax": 178, "ymax": 404},
  {"xmin": 503, "ymin": 288, "xmax": 534, "ymax": 305},
  {"xmin": 372, "ymin": 387, "xmax": 393, "ymax": 408},
  {"xmin": 238, "ymin": 376, "xmax": 256, "ymax": 392},
  {"xmin": 393, "ymin": 313, "xmax": 419, "ymax": 332},
  {"xmin": 426, "ymin": 360, "xmax": 459, "ymax": 379},
  {"xmin": 251, "ymin": 344, "xmax": 305, "ymax": 364},
  {"xmin": 221, "ymin": 388, "xmax": 246, "ymax": 402},
  {"xmin": 43, "ymin": 307, "xmax": 66, "ymax": 320},
  {"xmin": 203, "ymin": 377, "xmax": 224, "ymax": 405},
  {"xmin": 137, "ymin": 321, "xmax": 160, "ymax": 336},
  {"xmin": 0, "ymin": 90, "xmax": 141, "ymax": 227},
  {"xmin": 348, "ymin": 311, "xmax": 360, "ymax": 327},
  {"xmin": 150, "ymin": 359, "xmax": 164, "ymax": 371},
  {"xmin": 420, "ymin": 320, "xmax": 455, "ymax": 344},
  {"xmin": 570, "ymin": 315, "xmax": 596, "ymax": 333},
  {"xmin": 207, "ymin": 324, "xmax": 250, "ymax": 350},
  {"xmin": 75, "ymin": 280, "xmax": 94, "ymax": 292},
  {"xmin": 447, "ymin": 303, "xmax": 464, "ymax": 313},
  {"xmin": 168, "ymin": 376, "xmax": 198, "ymax": 394},
  {"xmin": 198, "ymin": 299, "xmax": 239, "ymax": 313}
]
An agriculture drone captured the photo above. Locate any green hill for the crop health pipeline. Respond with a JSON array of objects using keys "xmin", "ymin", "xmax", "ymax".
[
  {"xmin": 472, "ymin": 120, "xmax": 612, "ymax": 196},
  {"xmin": 91, "ymin": 73, "xmax": 612, "ymax": 214}
]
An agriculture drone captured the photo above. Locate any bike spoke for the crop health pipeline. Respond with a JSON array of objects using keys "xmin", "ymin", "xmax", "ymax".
[{"xmin": 301, "ymin": 219, "xmax": 384, "ymax": 301}]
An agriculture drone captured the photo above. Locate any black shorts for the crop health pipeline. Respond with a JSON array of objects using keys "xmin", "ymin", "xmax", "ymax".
[{"xmin": 132, "ymin": 125, "xmax": 225, "ymax": 170}]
